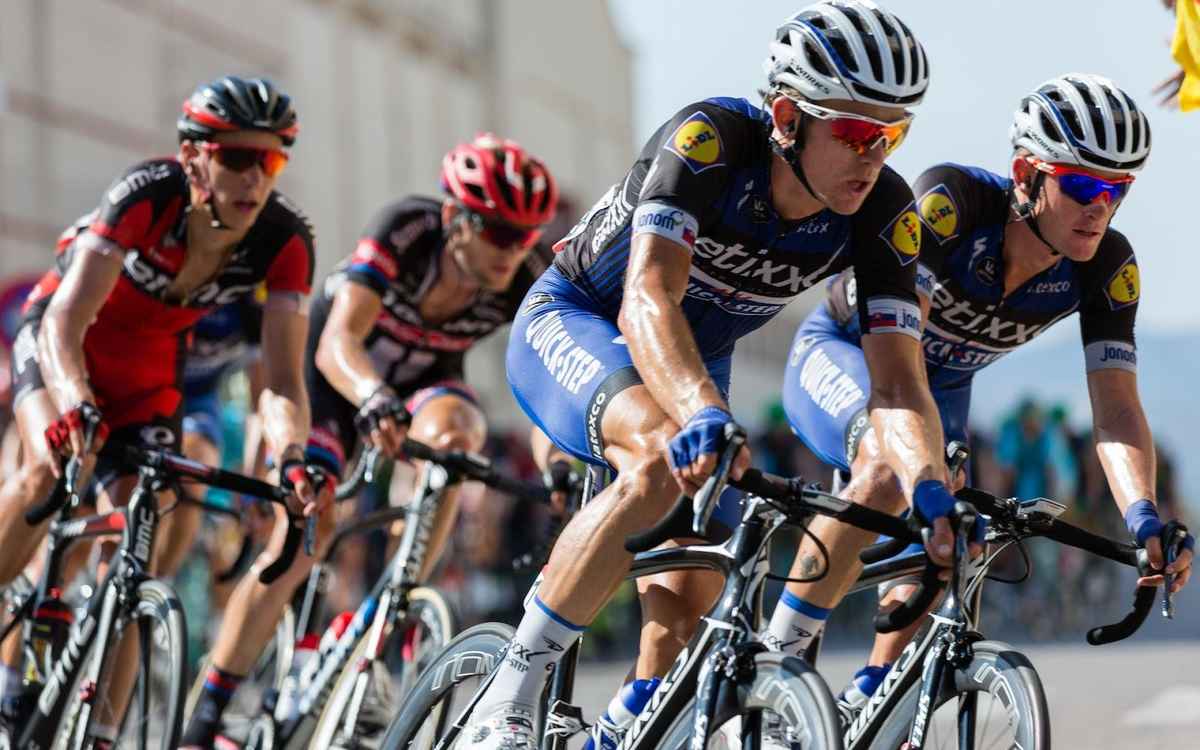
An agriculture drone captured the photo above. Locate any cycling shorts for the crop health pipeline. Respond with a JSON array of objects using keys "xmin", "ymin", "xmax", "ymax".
[
  {"xmin": 782, "ymin": 304, "xmax": 970, "ymax": 473},
  {"xmin": 303, "ymin": 357, "xmax": 479, "ymax": 476},
  {"xmin": 507, "ymin": 266, "xmax": 740, "ymax": 530}
]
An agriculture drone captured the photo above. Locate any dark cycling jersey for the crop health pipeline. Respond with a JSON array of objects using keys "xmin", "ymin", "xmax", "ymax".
[
  {"xmin": 550, "ymin": 97, "xmax": 924, "ymax": 359},
  {"xmin": 14, "ymin": 159, "xmax": 314, "ymax": 446},
  {"xmin": 824, "ymin": 163, "xmax": 1139, "ymax": 391},
  {"xmin": 304, "ymin": 197, "xmax": 550, "ymax": 472},
  {"xmin": 183, "ymin": 296, "xmax": 263, "ymax": 399}
]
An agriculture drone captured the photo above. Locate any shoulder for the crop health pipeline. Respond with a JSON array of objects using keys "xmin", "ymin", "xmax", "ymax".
[
  {"xmin": 915, "ymin": 163, "xmax": 1008, "ymax": 241},
  {"xmin": 652, "ymin": 98, "xmax": 767, "ymax": 172},
  {"xmin": 101, "ymin": 158, "xmax": 185, "ymax": 208},
  {"xmin": 362, "ymin": 196, "xmax": 443, "ymax": 252},
  {"xmin": 1082, "ymin": 227, "xmax": 1140, "ymax": 311},
  {"xmin": 259, "ymin": 191, "xmax": 317, "ymax": 250}
]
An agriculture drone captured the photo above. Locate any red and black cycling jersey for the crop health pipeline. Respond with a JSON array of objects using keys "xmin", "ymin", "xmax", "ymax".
[
  {"xmin": 551, "ymin": 97, "xmax": 923, "ymax": 359},
  {"xmin": 18, "ymin": 158, "xmax": 314, "ymax": 423},
  {"xmin": 826, "ymin": 163, "xmax": 1139, "ymax": 390},
  {"xmin": 307, "ymin": 196, "xmax": 551, "ymax": 389}
]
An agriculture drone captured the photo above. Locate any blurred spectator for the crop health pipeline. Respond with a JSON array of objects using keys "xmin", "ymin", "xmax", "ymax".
[
  {"xmin": 1156, "ymin": 0, "xmax": 1200, "ymax": 110},
  {"xmin": 995, "ymin": 398, "xmax": 1078, "ymax": 502}
]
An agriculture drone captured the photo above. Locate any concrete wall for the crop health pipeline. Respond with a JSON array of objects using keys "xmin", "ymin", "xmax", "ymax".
[{"xmin": 0, "ymin": 0, "xmax": 634, "ymax": 426}]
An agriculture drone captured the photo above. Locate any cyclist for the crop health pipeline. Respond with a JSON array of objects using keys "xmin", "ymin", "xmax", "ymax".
[
  {"xmin": 0, "ymin": 76, "xmax": 328, "ymax": 741},
  {"xmin": 481, "ymin": 3, "xmax": 973, "ymax": 748},
  {"xmin": 181, "ymin": 133, "xmax": 572, "ymax": 749},
  {"xmin": 776, "ymin": 73, "xmax": 1194, "ymax": 713}
]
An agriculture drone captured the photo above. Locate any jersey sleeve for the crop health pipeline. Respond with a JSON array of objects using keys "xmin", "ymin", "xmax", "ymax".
[
  {"xmin": 630, "ymin": 102, "xmax": 752, "ymax": 254},
  {"xmin": 344, "ymin": 200, "xmax": 438, "ymax": 295},
  {"xmin": 912, "ymin": 164, "xmax": 980, "ymax": 299},
  {"xmin": 87, "ymin": 160, "xmax": 183, "ymax": 251},
  {"xmin": 848, "ymin": 166, "xmax": 921, "ymax": 339},
  {"xmin": 1078, "ymin": 230, "xmax": 1139, "ymax": 373},
  {"xmin": 263, "ymin": 201, "xmax": 316, "ymax": 296}
]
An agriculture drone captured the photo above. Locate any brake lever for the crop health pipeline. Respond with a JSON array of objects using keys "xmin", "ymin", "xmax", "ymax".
[
  {"xmin": 1160, "ymin": 522, "xmax": 1188, "ymax": 619},
  {"xmin": 692, "ymin": 424, "xmax": 746, "ymax": 535}
]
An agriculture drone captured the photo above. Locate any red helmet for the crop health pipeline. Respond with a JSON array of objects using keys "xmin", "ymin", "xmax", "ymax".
[{"xmin": 441, "ymin": 134, "xmax": 558, "ymax": 228}]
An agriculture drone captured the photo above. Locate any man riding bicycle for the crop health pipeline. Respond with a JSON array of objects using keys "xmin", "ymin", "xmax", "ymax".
[
  {"xmin": 181, "ymin": 133, "xmax": 572, "ymax": 749},
  {"xmin": 776, "ymin": 73, "xmax": 1195, "ymax": 713},
  {"xmin": 481, "ymin": 3, "xmax": 976, "ymax": 748},
  {"xmin": 0, "ymin": 76, "xmax": 326, "ymax": 742}
]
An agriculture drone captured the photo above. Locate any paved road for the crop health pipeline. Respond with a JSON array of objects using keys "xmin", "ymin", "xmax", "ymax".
[{"xmin": 571, "ymin": 640, "xmax": 1200, "ymax": 749}]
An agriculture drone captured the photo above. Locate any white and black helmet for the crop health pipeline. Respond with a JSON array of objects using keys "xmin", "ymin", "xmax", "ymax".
[
  {"xmin": 1010, "ymin": 74, "xmax": 1151, "ymax": 173},
  {"xmin": 763, "ymin": 0, "xmax": 930, "ymax": 107}
]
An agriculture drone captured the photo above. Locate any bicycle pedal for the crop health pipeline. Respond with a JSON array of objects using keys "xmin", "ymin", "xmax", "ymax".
[{"xmin": 546, "ymin": 700, "xmax": 588, "ymax": 738}]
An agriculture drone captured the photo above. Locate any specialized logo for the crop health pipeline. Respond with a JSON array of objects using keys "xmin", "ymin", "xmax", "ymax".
[
  {"xmin": 632, "ymin": 202, "xmax": 699, "ymax": 250},
  {"xmin": 1105, "ymin": 259, "xmax": 1139, "ymax": 310},
  {"xmin": 665, "ymin": 111, "xmax": 724, "ymax": 174},
  {"xmin": 523, "ymin": 291, "xmax": 555, "ymax": 314},
  {"xmin": 917, "ymin": 183, "xmax": 959, "ymax": 241},
  {"xmin": 880, "ymin": 205, "xmax": 920, "ymax": 265},
  {"xmin": 974, "ymin": 255, "xmax": 998, "ymax": 286}
]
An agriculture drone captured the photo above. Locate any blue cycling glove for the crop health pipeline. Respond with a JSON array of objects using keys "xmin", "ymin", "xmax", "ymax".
[
  {"xmin": 668, "ymin": 407, "xmax": 734, "ymax": 471},
  {"xmin": 913, "ymin": 479, "xmax": 986, "ymax": 544},
  {"xmin": 1125, "ymin": 499, "xmax": 1195, "ymax": 556}
]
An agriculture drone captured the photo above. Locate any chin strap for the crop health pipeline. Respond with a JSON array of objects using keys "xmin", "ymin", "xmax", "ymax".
[
  {"xmin": 1009, "ymin": 171, "xmax": 1060, "ymax": 258},
  {"xmin": 768, "ymin": 115, "xmax": 829, "ymax": 208}
]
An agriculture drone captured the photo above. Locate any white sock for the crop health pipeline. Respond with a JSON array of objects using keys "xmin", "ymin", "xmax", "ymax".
[
  {"xmin": 0, "ymin": 664, "xmax": 20, "ymax": 697},
  {"xmin": 478, "ymin": 595, "xmax": 583, "ymax": 713},
  {"xmin": 764, "ymin": 590, "xmax": 830, "ymax": 657}
]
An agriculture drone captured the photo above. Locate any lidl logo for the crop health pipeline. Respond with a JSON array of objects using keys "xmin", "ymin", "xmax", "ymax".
[
  {"xmin": 1105, "ymin": 260, "xmax": 1139, "ymax": 309},
  {"xmin": 665, "ymin": 111, "xmax": 724, "ymax": 174},
  {"xmin": 880, "ymin": 206, "xmax": 920, "ymax": 265},
  {"xmin": 918, "ymin": 184, "xmax": 958, "ymax": 240}
]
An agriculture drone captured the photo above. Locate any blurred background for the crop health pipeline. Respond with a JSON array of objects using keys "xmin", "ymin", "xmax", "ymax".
[{"xmin": 0, "ymin": 0, "xmax": 1197, "ymax": 738}]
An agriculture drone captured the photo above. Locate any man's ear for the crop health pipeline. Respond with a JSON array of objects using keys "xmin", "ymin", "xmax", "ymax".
[
  {"xmin": 179, "ymin": 140, "xmax": 201, "ymax": 176},
  {"xmin": 771, "ymin": 96, "xmax": 800, "ymax": 139}
]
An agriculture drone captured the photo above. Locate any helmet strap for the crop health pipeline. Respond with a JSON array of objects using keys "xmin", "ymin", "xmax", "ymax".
[
  {"xmin": 1010, "ymin": 171, "xmax": 1060, "ymax": 258},
  {"xmin": 769, "ymin": 113, "xmax": 829, "ymax": 207},
  {"xmin": 186, "ymin": 154, "xmax": 233, "ymax": 231}
]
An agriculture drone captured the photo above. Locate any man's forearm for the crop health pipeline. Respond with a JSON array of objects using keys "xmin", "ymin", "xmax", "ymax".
[
  {"xmin": 868, "ymin": 383, "xmax": 945, "ymax": 499},
  {"xmin": 619, "ymin": 295, "xmax": 724, "ymax": 426},
  {"xmin": 259, "ymin": 382, "xmax": 311, "ymax": 459},
  {"xmin": 1094, "ymin": 418, "xmax": 1156, "ymax": 514},
  {"xmin": 38, "ymin": 314, "xmax": 94, "ymax": 410},
  {"xmin": 317, "ymin": 336, "xmax": 383, "ymax": 406}
]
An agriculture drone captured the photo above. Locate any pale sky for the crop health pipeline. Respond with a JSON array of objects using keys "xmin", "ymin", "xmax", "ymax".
[{"xmin": 610, "ymin": 0, "xmax": 1198, "ymax": 335}]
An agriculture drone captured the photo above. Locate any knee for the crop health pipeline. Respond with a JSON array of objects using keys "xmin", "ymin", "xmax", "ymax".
[
  {"xmin": 16, "ymin": 454, "xmax": 59, "ymax": 506},
  {"xmin": 848, "ymin": 457, "xmax": 905, "ymax": 513},
  {"xmin": 639, "ymin": 581, "xmax": 710, "ymax": 648},
  {"xmin": 409, "ymin": 397, "xmax": 487, "ymax": 453},
  {"xmin": 609, "ymin": 454, "xmax": 675, "ymax": 517}
]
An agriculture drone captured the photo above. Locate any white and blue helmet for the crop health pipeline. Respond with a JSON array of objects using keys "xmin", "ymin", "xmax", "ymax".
[
  {"xmin": 1010, "ymin": 74, "xmax": 1151, "ymax": 173},
  {"xmin": 764, "ymin": 0, "xmax": 930, "ymax": 107}
]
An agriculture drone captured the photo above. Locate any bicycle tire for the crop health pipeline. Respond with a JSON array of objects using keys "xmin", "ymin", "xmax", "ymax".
[
  {"xmin": 657, "ymin": 651, "xmax": 843, "ymax": 750},
  {"xmin": 309, "ymin": 586, "xmax": 458, "ymax": 750},
  {"xmin": 60, "ymin": 579, "xmax": 188, "ymax": 750},
  {"xmin": 862, "ymin": 640, "xmax": 1049, "ymax": 750},
  {"xmin": 183, "ymin": 605, "xmax": 295, "ymax": 726},
  {"xmin": 377, "ymin": 622, "xmax": 514, "ymax": 750}
]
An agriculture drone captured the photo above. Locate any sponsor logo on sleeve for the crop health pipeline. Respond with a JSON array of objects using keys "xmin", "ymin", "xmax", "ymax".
[
  {"xmin": 1104, "ymin": 259, "xmax": 1139, "ymax": 310},
  {"xmin": 664, "ymin": 111, "xmax": 724, "ymax": 174},
  {"xmin": 350, "ymin": 239, "xmax": 399, "ymax": 280},
  {"xmin": 915, "ymin": 262, "xmax": 935, "ymax": 298},
  {"xmin": 974, "ymin": 254, "xmax": 998, "ymax": 286},
  {"xmin": 523, "ymin": 291, "xmax": 555, "ymax": 315},
  {"xmin": 865, "ymin": 296, "xmax": 921, "ymax": 340},
  {"xmin": 879, "ymin": 205, "xmax": 921, "ymax": 266},
  {"xmin": 1085, "ymin": 340, "xmax": 1137, "ymax": 373},
  {"xmin": 631, "ymin": 202, "xmax": 700, "ymax": 251},
  {"xmin": 917, "ymin": 184, "xmax": 959, "ymax": 241}
]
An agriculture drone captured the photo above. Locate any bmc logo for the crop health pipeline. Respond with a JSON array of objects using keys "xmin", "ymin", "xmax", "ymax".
[{"xmin": 123, "ymin": 254, "xmax": 255, "ymax": 307}]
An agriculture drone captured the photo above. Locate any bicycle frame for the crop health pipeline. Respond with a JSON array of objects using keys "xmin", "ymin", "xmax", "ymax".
[
  {"xmin": 272, "ymin": 461, "xmax": 451, "ymax": 740},
  {"xmin": 18, "ymin": 467, "xmax": 167, "ymax": 749}
]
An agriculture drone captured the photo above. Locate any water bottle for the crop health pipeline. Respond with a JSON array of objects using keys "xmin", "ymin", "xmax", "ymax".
[
  {"xmin": 273, "ymin": 632, "xmax": 319, "ymax": 722},
  {"xmin": 27, "ymin": 589, "xmax": 73, "ymax": 681}
]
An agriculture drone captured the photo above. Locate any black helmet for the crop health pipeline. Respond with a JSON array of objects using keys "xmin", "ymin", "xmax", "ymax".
[{"xmin": 178, "ymin": 76, "xmax": 298, "ymax": 146}]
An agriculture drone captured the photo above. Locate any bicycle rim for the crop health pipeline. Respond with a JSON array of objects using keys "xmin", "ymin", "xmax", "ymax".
[
  {"xmin": 312, "ymin": 587, "xmax": 458, "ymax": 750},
  {"xmin": 657, "ymin": 651, "xmax": 843, "ymax": 750},
  {"xmin": 377, "ymin": 622, "xmax": 514, "ymax": 750},
  {"xmin": 862, "ymin": 640, "xmax": 1049, "ymax": 750},
  {"xmin": 61, "ymin": 580, "xmax": 187, "ymax": 750}
]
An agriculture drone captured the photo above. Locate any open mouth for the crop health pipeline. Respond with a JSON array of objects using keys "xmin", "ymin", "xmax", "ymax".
[
  {"xmin": 847, "ymin": 180, "xmax": 871, "ymax": 195},
  {"xmin": 1072, "ymin": 228, "xmax": 1102, "ymax": 239},
  {"xmin": 232, "ymin": 199, "xmax": 259, "ymax": 213}
]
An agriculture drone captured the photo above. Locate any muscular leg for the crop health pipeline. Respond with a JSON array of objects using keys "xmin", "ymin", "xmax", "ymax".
[
  {"xmin": 0, "ymin": 389, "xmax": 63, "ymax": 584},
  {"xmin": 151, "ymin": 430, "xmax": 215, "ymax": 578}
]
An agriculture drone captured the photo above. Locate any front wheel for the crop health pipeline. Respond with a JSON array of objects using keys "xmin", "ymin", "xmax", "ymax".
[
  {"xmin": 377, "ymin": 622, "xmax": 514, "ymax": 750},
  {"xmin": 864, "ymin": 640, "xmax": 1049, "ymax": 750},
  {"xmin": 61, "ymin": 580, "xmax": 188, "ymax": 750},
  {"xmin": 310, "ymin": 587, "xmax": 457, "ymax": 750},
  {"xmin": 658, "ymin": 651, "xmax": 843, "ymax": 750}
]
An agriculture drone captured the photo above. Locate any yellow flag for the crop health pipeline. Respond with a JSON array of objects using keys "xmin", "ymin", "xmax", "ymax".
[{"xmin": 1172, "ymin": 0, "xmax": 1200, "ymax": 111}]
